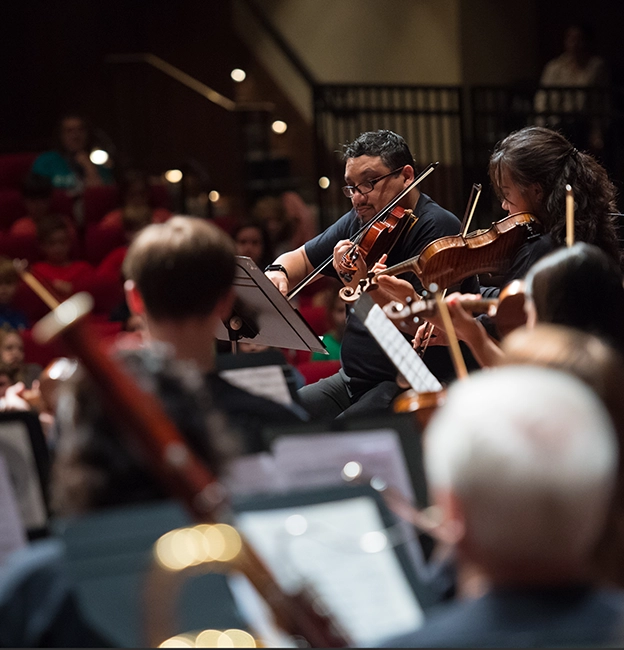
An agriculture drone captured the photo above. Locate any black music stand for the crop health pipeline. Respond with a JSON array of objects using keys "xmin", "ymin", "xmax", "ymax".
[{"xmin": 215, "ymin": 256, "xmax": 327, "ymax": 355}]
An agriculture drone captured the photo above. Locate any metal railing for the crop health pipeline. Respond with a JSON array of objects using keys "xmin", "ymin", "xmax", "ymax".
[{"xmin": 313, "ymin": 84, "xmax": 464, "ymax": 226}]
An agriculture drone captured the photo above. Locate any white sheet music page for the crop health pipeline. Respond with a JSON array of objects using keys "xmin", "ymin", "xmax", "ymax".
[
  {"xmin": 355, "ymin": 296, "xmax": 443, "ymax": 393},
  {"xmin": 235, "ymin": 496, "xmax": 424, "ymax": 647},
  {"xmin": 220, "ymin": 365, "xmax": 293, "ymax": 405},
  {"xmin": 272, "ymin": 430, "xmax": 415, "ymax": 503},
  {"xmin": 0, "ymin": 456, "xmax": 27, "ymax": 565}
]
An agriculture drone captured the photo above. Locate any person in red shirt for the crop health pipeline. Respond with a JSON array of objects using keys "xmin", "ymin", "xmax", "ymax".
[
  {"xmin": 99, "ymin": 170, "xmax": 171, "ymax": 232},
  {"xmin": 31, "ymin": 215, "xmax": 95, "ymax": 299}
]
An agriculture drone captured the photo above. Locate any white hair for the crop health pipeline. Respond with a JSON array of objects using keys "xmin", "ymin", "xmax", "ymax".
[{"xmin": 425, "ymin": 366, "xmax": 618, "ymax": 566}]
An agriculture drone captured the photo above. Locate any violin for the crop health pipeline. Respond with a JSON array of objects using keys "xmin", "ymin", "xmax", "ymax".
[
  {"xmin": 341, "ymin": 211, "xmax": 540, "ymax": 303},
  {"xmin": 338, "ymin": 206, "xmax": 414, "ymax": 283},
  {"xmin": 383, "ymin": 279, "xmax": 527, "ymax": 339},
  {"xmin": 393, "ymin": 389, "xmax": 446, "ymax": 429},
  {"xmin": 412, "ymin": 211, "xmax": 540, "ymax": 289}
]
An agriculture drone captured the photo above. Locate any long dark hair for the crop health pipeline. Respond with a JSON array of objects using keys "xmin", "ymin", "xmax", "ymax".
[
  {"xmin": 525, "ymin": 242, "xmax": 624, "ymax": 355},
  {"xmin": 489, "ymin": 127, "xmax": 621, "ymax": 266}
]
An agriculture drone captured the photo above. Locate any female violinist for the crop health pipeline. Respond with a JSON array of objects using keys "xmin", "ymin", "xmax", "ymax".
[
  {"xmin": 265, "ymin": 130, "xmax": 478, "ymax": 420},
  {"xmin": 403, "ymin": 126, "xmax": 620, "ymax": 359}
]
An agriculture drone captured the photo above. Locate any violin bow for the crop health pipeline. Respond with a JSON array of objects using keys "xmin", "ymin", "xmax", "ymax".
[
  {"xmin": 461, "ymin": 183, "xmax": 482, "ymax": 238},
  {"xmin": 431, "ymin": 284, "xmax": 468, "ymax": 380},
  {"xmin": 14, "ymin": 259, "xmax": 61, "ymax": 309},
  {"xmin": 566, "ymin": 184, "xmax": 575, "ymax": 247},
  {"xmin": 286, "ymin": 161, "xmax": 439, "ymax": 301},
  {"xmin": 419, "ymin": 185, "xmax": 481, "ymax": 356}
]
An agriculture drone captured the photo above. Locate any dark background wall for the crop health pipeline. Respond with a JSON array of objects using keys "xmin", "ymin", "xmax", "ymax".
[{"xmin": 1, "ymin": 0, "xmax": 623, "ymax": 204}]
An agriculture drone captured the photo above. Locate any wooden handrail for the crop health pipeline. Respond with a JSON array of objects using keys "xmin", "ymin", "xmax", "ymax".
[{"xmin": 106, "ymin": 52, "xmax": 274, "ymax": 113}]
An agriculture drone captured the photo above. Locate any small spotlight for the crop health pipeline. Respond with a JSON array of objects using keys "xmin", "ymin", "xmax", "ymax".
[
  {"xmin": 271, "ymin": 120, "xmax": 288, "ymax": 134},
  {"xmin": 342, "ymin": 460, "xmax": 362, "ymax": 481},
  {"xmin": 165, "ymin": 169, "xmax": 183, "ymax": 184},
  {"xmin": 89, "ymin": 149, "xmax": 109, "ymax": 165},
  {"xmin": 231, "ymin": 68, "xmax": 247, "ymax": 82},
  {"xmin": 318, "ymin": 176, "xmax": 330, "ymax": 189},
  {"xmin": 208, "ymin": 190, "xmax": 220, "ymax": 203}
]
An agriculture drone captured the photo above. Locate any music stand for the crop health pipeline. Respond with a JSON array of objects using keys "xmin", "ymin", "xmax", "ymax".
[{"xmin": 215, "ymin": 256, "xmax": 327, "ymax": 355}]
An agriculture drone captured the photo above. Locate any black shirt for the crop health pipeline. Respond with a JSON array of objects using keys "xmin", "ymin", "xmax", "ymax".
[
  {"xmin": 481, "ymin": 233, "xmax": 555, "ymax": 298},
  {"xmin": 305, "ymin": 193, "xmax": 468, "ymax": 384}
]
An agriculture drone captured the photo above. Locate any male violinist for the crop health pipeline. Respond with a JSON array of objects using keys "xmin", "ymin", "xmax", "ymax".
[{"xmin": 265, "ymin": 130, "xmax": 477, "ymax": 420}]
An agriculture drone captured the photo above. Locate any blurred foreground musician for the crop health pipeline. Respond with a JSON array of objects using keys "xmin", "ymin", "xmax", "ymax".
[
  {"xmin": 122, "ymin": 216, "xmax": 307, "ymax": 451},
  {"xmin": 266, "ymin": 130, "xmax": 477, "ymax": 420},
  {"xmin": 387, "ymin": 366, "xmax": 624, "ymax": 648},
  {"xmin": 0, "ymin": 346, "xmax": 240, "ymax": 647}
]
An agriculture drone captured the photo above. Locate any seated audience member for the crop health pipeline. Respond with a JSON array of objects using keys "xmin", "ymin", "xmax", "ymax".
[
  {"xmin": 409, "ymin": 242, "xmax": 624, "ymax": 367},
  {"xmin": 0, "ymin": 362, "xmax": 15, "ymax": 398},
  {"xmin": 30, "ymin": 113, "xmax": 114, "ymax": 195},
  {"xmin": 99, "ymin": 169, "xmax": 171, "ymax": 232},
  {"xmin": 499, "ymin": 324, "xmax": 624, "ymax": 589},
  {"xmin": 0, "ymin": 326, "xmax": 41, "ymax": 389},
  {"xmin": 232, "ymin": 220, "xmax": 274, "ymax": 270},
  {"xmin": 10, "ymin": 174, "xmax": 79, "ymax": 258},
  {"xmin": 0, "ymin": 346, "xmax": 240, "ymax": 647},
  {"xmin": 251, "ymin": 195, "xmax": 294, "ymax": 257},
  {"xmin": 31, "ymin": 215, "xmax": 95, "ymax": 300},
  {"xmin": 92, "ymin": 200, "xmax": 155, "ymax": 316},
  {"xmin": 388, "ymin": 365, "xmax": 624, "ymax": 648},
  {"xmin": 0, "ymin": 257, "xmax": 28, "ymax": 330},
  {"xmin": 311, "ymin": 282, "xmax": 346, "ymax": 362},
  {"xmin": 122, "ymin": 216, "xmax": 308, "ymax": 452}
]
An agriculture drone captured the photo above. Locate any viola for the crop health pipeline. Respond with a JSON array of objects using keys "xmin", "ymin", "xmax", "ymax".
[{"xmin": 383, "ymin": 279, "xmax": 527, "ymax": 339}]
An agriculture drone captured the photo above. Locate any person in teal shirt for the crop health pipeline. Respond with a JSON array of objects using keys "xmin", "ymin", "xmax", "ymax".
[
  {"xmin": 311, "ymin": 282, "xmax": 346, "ymax": 361},
  {"xmin": 31, "ymin": 113, "xmax": 114, "ymax": 195}
]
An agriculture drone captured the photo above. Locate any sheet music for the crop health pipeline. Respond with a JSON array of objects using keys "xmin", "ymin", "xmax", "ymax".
[
  {"xmin": 354, "ymin": 296, "xmax": 443, "ymax": 393},
  {"xmin": 220, "ymin": 365, "xmax": 293, "ymax": 406},
  {"xmin": 0, "ymin": 455, "xmax": 27, "ymax": 565},
  {"xmin": 0, "ymin": 421, "xmax": 48, "ymax": 530},
  {"xmin": 235, "ymin": 495, "xmax": 424, "ymax": 647},
  {"xmin": 225, "ymin": 430, "xmax": 415, "ymax": 504}
]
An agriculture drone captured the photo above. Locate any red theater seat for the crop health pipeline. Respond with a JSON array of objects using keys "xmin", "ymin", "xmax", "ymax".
[
  {"xmin": 0, "ymin": 153, "xmax": 39, "ymax": 190},
  {"xmin": 296, "ymin": 360, "xmax": 341, "ymax": 385},
  {"xmin": 0, "ymin": 189, "xmax": 24, "ymax": 230},
  {"xmin": 298, "ymin": 304, "xmax": 329, "ymax": 337},
  {"xmin": 83, "ymin": 186, "xmax": 120, "ymax": 225}
]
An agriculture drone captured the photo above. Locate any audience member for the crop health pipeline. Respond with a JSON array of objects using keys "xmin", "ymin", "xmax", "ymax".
[
  {"xmin": 30, "ymin": 113, "xmax": 114, "ymax": 196},
  {"xmin": 388, "ymin": 365, "xmax": 624, "ymax": 647},
  {"xmin": 0, "ymin": 326, "xmax": 41, "ymax": 388},
  {"xmin": 251, "ymin": 195, "xmax": 294, "ymax": 257},
  {"xmin": 99, "ymin": 169, "xmax": 171, "ymax": 232},
  {"xmin": 311, "ymin": 282, "xmax": 346, "ymax": 362},
  {"xmin": 534, "ymin": 24, "xmax": 610, "ymax": 154},
  {"xmin": 232, "ymin": 220, "xmax": 274, "ymax": 269},
  {"xmin": 31, "ymin": 215, "xmax": 95, "ymax": 300},
  {"xmin": 0, "ymin": 257, "xmax": 28, "ymax": 331},
  {"xmin": 122, "ymin": 216, "xmax": 308, "ymax": 452}
]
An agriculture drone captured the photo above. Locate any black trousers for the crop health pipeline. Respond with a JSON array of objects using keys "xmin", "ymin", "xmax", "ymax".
[{"xmin": 297, "ymin": 368, "xmax": 403, "ymax": 421}]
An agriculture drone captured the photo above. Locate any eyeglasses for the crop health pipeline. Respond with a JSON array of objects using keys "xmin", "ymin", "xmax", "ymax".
[{"xmin": 342, "ymin": 166, "xmax": 405, "ymax": 198}]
